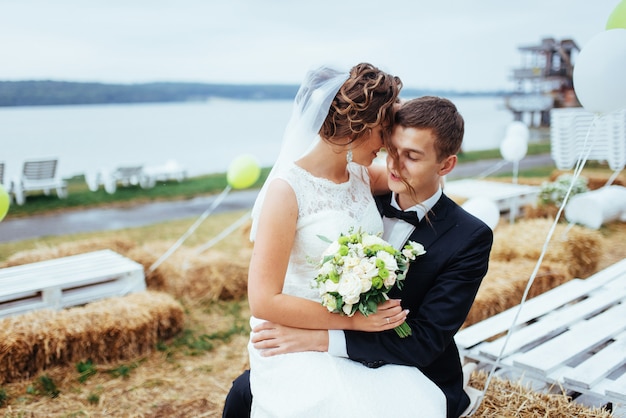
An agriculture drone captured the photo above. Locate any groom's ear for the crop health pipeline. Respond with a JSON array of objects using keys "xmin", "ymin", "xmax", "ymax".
[{"xmin": 438, "ymin": 155, "xmax": 457, "ymax": 176}]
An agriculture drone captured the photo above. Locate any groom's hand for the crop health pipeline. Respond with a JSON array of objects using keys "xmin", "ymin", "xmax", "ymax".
[
  {"xmin": 351, "ymin": 299, "xmax": 409, "ymax": 332},
  {"xmin": 251, "ymin": 322, "xmax": 329, "ymax": 357}
]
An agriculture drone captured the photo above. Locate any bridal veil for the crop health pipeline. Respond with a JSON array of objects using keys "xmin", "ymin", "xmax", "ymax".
[{"xmin": 249, "ymin": 66, "xmax": 349, "ymax": 240}]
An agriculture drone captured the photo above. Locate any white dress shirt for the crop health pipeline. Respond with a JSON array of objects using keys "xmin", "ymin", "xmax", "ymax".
[{"xmin": 328, "ymin": 188, "xmax": 443, "ymax": 357}]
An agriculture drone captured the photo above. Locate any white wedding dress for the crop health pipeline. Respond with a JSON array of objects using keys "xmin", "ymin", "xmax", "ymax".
[{"xmin": 248, "ymin": 162, "xmax": 446, "ymax": 418}]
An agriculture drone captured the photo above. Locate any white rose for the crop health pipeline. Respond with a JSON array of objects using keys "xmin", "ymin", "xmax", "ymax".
[
  {"xmin": 324, "ymin": 279, "xmax": 339, "ymax": 293},
  {"xmin": 361, "ymin": 233, "xmax": 387, "ymax": 248},
  {"xmin": 343, "ymin": 255, "xmax": 360, "ymax": 269},
  {"xmin": 360, "ymin": 277, "xmax": 373, "ymax": 293},
  {"xmin": 342, "ymin": 303, "xmax": 354, "ymax": 316},
  {"xmin": 376, "ymin": 250, "xmax": 398, "ymax": 272},
  {"xmin": 404, "ymin": 242, "xmax": 426, "ymax": 260},
  {"xmin": 338, "ymin": 272, "xmax": 362, "ymax": 305},
  {"xmin": 353, "ymin": 257, "xmax": 379, "ymax": 279},
  {"xmin": 402, "ymin": 248, "xmax": 415, "ymax": 260}
]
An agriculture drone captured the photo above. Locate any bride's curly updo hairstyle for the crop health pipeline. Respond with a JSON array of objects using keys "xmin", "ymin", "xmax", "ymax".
[{"xmin": 320, "ymin": 62, "xmax": 402, "ymax": 146}]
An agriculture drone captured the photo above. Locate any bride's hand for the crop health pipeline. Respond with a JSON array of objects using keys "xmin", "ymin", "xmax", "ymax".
[
  {"xmin": 251, "ymin": 321, "xmax": 329, "ymax": 357},
  {"xmin": 351, "ymin": 299, "xmax": 409, "ymax": 332}
]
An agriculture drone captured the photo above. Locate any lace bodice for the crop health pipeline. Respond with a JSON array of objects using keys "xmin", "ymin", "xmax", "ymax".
[{"xmin": 275, "ymin": 162, "xmax": 384, "ymax": 301}]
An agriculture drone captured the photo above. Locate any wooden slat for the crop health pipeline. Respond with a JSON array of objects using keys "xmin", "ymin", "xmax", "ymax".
[
  {"xmin": 60, "ymin": 278, "xmax": 143, "ymax": 307},
  {"xmin": 22, "ymin": 159, "xmax": 58, "ymax": 180},
  {"xmin": 478, "ymin": 285, "xmax": 626, "ymax": 359},
  {"xmin": 562, "ymin": 330, "xmax": 626, "ymax": 390},
  {"xmin": 0, "ymin": 299, "xmax": 49, "ymax": 317},
  {"xmin": 512, "ymin": 302, "xmax": 626, "ymax": 375},
  {"xmin": 605, "ymin": 371, "xmax": 626, "ymax": 401},
  {"xmin": 455, "ymin": 279, "xmax": 585, "ymax": 349}
]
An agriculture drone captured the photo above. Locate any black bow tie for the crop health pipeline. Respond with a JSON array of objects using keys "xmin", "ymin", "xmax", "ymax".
[{"xmin": 381, "ymin": 200, "xmax": 420, "ymax": 226}]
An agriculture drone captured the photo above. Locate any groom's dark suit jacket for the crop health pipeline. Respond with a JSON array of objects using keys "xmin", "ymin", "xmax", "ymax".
[
  {"xmin": 346, "ymin": 192, "xmax": 493, "ymax": 418},
  {"xmin": 222, "ymin": 192, "xmax": 493, "ymax": 418}
]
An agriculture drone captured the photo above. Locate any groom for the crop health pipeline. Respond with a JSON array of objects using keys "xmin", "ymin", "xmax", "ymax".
[{"xmin": 223, "ymin": 96, "xmax": 493, "ymax": 418}]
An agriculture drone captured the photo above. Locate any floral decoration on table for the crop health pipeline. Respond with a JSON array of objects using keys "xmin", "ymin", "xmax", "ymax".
[
  {"xmin": 538, "ymin": 173, "xmax": 589, "ymax": 207},
  {"xmin": 312, "ymin": 229, "xmax": 425, "ymax": 338}
]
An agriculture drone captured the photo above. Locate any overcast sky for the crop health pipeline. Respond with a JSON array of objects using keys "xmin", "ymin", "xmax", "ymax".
[{"xmin": 0, "ymin": 0, "xmax": 620, "ymax": 91}]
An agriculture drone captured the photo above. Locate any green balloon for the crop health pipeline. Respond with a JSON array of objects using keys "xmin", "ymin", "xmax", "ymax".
[
  {"xmin": 0, "ymin": 184, "xmax": 9, "ymax": 222},
  {"xmin": 606, "ymin": 0, "xmax": 626, "ymax": 30},
  {"xmin": 227, "ymin": 154, "xmax": 261, "ymax": 189}
]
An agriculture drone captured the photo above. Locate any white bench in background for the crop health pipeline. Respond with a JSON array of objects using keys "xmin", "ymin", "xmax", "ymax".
[
  {"xmin": 444, "ymin": 179, "xmax": 540, "ymax": 213},
  {"xmin": 456, "ymin": 258, "xmax": 626, "ymax": 413},
  {"xmin": 86, "ymin": 165, "xmax": 150, "ymax": 194},
  {"xmin": 86, "ymin": 161, "xmax": 187, "ymax": 194},
  {"xmin": 12, "ymin": 158, "xmax": 68, "ymax": 205},
  {"xmin": 0, "ymin": 250, "xmax": 146, "ymax": 318}
]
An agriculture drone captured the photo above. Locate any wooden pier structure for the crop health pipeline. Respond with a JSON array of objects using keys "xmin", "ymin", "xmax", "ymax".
[{"xmin": 505, "ymin": 38, "xmax": 581, "ymax": 127}]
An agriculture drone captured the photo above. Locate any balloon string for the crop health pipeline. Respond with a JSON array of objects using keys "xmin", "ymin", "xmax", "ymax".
[
  {"xmin": 468, "ymin": 117, "xmax": 599, "ymax": 416},
  {"xmin": 147, "ymin": 185, "xmax": 232, "ymax": 274},
  {"xmin": 604, "ymin": 169, "xmax": 622, "ymax": 187},
  {"xmin": 476, "ymin": 160, "xmax": 509, "ymax": 179},
  {"xmin": 508, "ymin": 160, "xmax": 520, "ymax": 224},
  {"xmin": 195, "ymin": 210, "xmax": 251, "ymax": 254}
]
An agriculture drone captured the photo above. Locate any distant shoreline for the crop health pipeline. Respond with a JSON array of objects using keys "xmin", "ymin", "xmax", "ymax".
[{"xmin": 0, "ymin": 80, "xmax": 510, "ymax": 108}]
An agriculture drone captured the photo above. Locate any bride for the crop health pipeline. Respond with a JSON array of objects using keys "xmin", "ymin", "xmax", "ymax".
[{"xmin": 246, "ymin": 63, "xmax": 446, "ymax": 417}]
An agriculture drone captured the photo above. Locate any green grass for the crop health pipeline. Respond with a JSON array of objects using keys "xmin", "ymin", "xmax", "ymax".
[
  {"xmin": 457, "ymin": 142, "xmax": 551, "ymax": 164},
  {"xmin": 492, "ymin": 166, "xmax": 555, "ymax": 179},
  {"xmin": 3, "ymin": 143, "xmax": 553, "ymax": 219},
  {"xmin": 4, "ymin": 168, "xmax": 272, "ymax": 219}
]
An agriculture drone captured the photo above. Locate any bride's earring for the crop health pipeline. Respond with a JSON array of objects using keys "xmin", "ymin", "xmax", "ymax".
[{"xmin": 346, "ymin": 149, "xmax": 353, "ymax": 163}]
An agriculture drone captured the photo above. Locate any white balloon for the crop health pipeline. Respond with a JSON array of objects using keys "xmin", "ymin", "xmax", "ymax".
[
  {"xmin": 500, "ymin": 134, "xmax": 528, "ymax": 162},
  {"xmin": 573, "ymin": 29, "xmax": 626, "ymax": 114},
  {"xmin": 462, "ymin": 197, "xmax": 500, "ymax": 230},
  {"xmin": 505, "ymin": 121, "xmax": 530, "ymax": 142}
]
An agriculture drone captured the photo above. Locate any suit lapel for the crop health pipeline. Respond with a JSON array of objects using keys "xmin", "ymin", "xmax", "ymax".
[{"xmin": 410, "ymin": 194, "xmax": 458, "ymax": 248}]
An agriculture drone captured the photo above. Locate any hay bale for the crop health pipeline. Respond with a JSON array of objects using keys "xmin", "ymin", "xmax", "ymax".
[
  {"xmin": 464, "ymin": 259, "xmax": 569, "ymax": 327},
  {"xmin": 0, "ymin": 291, "xmax": 184, "ymax": 384},
  {"xmin": 127, "ymin": 242, "xmax": 250, "ymax": 302},
  {"xmin": 158, "ymin": 247, "xmax": 250, "ymax": 302},
  {"xmin": 469, "ymin": 370, "xmax": 613, "ymax": 417},
  {"xmin": 490, "ymin": 218, "xmax": 604, "ymax": 278},
  {"xmin": 126, "ymin": 241, "xmax": 173, "ymax": 290},
  {"xmin": 521, "ymin": 202, "xmax": 560, "ymax": 220},
  {"xmin": 0, "ymin": 237, "xmax": 137, "ymax": 268}
]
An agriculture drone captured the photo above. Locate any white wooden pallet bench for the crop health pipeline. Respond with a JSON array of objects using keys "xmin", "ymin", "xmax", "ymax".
[
  {"xmin": 456, "ymin": 258, "xmax": 626, "ymax": 413},
  {"xmin": 443, "ymin": 179, "xmax": 540, "ymax": 213},
  {"xmin": 0, "ymin": 250, "xmax": 146, "ymax": 318}
]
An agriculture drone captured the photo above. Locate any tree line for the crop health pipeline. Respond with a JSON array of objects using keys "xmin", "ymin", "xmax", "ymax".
[
  {"xmin": 0, "ymin": 80, "xmax": 504, "ymax": 107},
  {"xmin": 0, "ymin": 81, "xmax": 302, "ymax": 106}
]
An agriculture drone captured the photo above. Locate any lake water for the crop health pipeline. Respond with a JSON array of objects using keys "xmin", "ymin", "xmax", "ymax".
[{"xmin": 0, "ymin": 96, "xmax": 514, "ymax": 181}]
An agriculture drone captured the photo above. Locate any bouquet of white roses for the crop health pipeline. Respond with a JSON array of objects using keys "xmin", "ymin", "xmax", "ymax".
[{"xmin": 312, "ymin": 229, "xmax": 425, "ymax": 338}]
